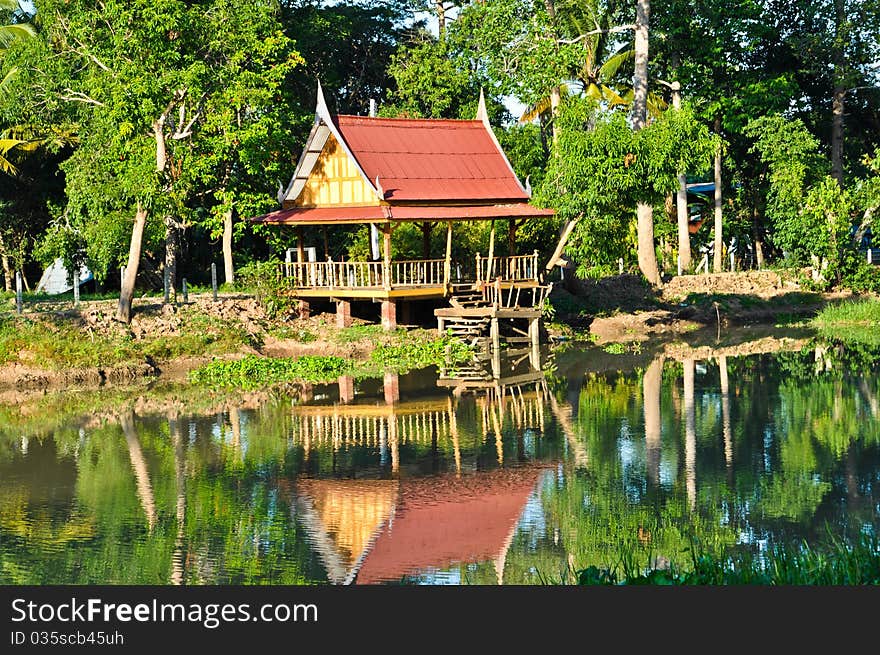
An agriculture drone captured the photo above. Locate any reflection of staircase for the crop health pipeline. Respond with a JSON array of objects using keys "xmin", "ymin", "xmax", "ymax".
[
  {"xmin": 441, "ymin": 315, "xmax": 491, "ymax": 342},
  {"xmin": 449, "ymin": 284, "xmax": 487, "ymax": 309}
]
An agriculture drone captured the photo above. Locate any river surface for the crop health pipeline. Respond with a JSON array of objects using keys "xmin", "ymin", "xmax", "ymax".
[{"xmin": 1, "ymin": 331, "xmax": 879, "ymax": 584}]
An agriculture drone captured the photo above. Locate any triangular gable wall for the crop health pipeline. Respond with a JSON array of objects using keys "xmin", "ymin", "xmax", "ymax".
[{"xmin": 282, "ymin": 82, "xmax": 381, "ymax": 208}]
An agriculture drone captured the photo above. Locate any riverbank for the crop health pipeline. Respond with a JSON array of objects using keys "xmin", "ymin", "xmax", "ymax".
[
  {"xmin": 546, "ymin": 269, "xmax": 862, "ymax": 344},
  {"xmin": 1, "ymin": 271, "xmax": 873, "ymax": 390},
  {"xmin": 0, "ymin": 293, "xmax": 452, "ymax": 389}
]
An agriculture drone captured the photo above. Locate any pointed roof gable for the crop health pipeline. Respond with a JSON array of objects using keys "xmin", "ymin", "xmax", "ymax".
[{"xmin": 281, "ymin": 84, "xmax": 531, "ymax": 208}]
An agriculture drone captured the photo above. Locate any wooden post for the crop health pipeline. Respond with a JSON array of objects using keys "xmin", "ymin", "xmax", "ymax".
[
  {"xmin": 382, "ymin": 223, "xmax": 392, "ymax": 291},
  {"xmin": 487, "ymin": 220, "xmax": 496, "ymax": 281},
  {"xmin": 384, "ymin": 371, "xmax": 400, "ymax": 405},
  {"xmin": 475, "ymin": 252, "xmax": 482, "ymax": 284},
  {"xmin": 211, "ymin": 263, "xmax": 218, "ymax": 301},
  {"xmin": 15, "ymin": 271, "xmax": 22, "ymax": 315},
  {"xmin": 529, "ymin": 317, "xmax": 540, "ymax": 368},
  {"xmin": 296, "ymin": 226, "xmax": 305, "ymax": 263},
  {"xmin": 444, "ymin": 220, "xmax": 453, "ymax": 289},
  {"xmin": 73, "ymin": 274, "xmax": 80, "ymax": 307},
  {"xmin": 163, "ymin": 267, "xmax": 170, "ymax": 304},
  {"xmin": 182, "ymin": 278, "xmax": 189, "ymax": 304}
]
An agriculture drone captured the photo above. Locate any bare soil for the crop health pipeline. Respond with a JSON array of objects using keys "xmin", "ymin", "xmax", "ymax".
[{"xmin": 551, "ymin": 270, "xmax": 856, "ymax": 344}]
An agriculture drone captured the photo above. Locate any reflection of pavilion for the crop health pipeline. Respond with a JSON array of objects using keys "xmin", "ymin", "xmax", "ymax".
[{"xmin": 294, "ymin": 466, "xmax": 549, "ymax": 585}]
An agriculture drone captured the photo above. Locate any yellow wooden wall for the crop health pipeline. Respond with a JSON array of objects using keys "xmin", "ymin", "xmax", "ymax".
[{"xmin": 294, "ymin": 135, "xmax": 379, "ymax": 207}]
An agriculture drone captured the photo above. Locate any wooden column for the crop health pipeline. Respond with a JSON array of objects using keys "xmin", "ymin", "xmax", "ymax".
[
  {"xmin": 487, "ymin": 221, "xmax": 496, "ymax": 281},
  {"xmin": 529, "ymin": 317, "xmax": 540, "ymax": 369},
  {"xmin": 444, "ymin": 221, "xmax": 453, "ymax": 288},
  {"xmin": 382, "ymin": 222, "xmax": 392, "ymax": 291},
  {"xmin": 296, "ymin": 227, "xmax": 305, "ymax": 263}
]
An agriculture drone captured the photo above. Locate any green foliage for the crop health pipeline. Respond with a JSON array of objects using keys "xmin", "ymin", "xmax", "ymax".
[
  {"xmin": 235, "ymin": 259, "xmax": 296, "ymax": 319},
  {"xmin": 577, "ymin": 536, "xmax": 880, "ymax": 585},
  {"xmin": 813, "ymin": 298, "xmax": 880, "ymax": 346},
  {"xmin": 537, "ymin": 99, "xmax": 718, "ymax": 276},
  {"xmin": 189, "ymin": 354, "xmax": 351, "ymax": 389}
]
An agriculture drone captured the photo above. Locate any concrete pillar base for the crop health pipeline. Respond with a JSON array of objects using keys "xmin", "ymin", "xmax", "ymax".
[
  {"xmin": 338, "ymin": 375, "xmax": 354, "ymax": 403},
  {"xmin": 381, "ymin": 299, "xmax": 397, "ymax": 331},
  {"xmin": 298, "ymin": 300, "xmax": 311, "ymax": 320},
  {"xmin": 383, "ymin": 371, "xmax": 400, "ymax": 405},
  {"xmin": 336, "ymin": 300, "xmax": 352, "ymax": 329}
]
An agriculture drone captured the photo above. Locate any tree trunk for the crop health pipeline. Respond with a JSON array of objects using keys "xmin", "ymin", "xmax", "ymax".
[
  {"xmin": 1, "ymin": 253, "xmax": 11, "ymax": 292},
  {"xmin": 713, "ymin": 115, "xmax": 724, "ymax": 273},
  {"xmin": 222, "ymin": 208, "xmax": 234, "ymax": 285},
  {"xmin": 420, "ymin": 222, "xmax": 432, "ymax": 259},
  {"xmin": 549, "ymin": 85, "xmax": 562, "ymax": 146},
  {"xmin": 831, "ymin": 0, "xmax": 846, "ymax": 185},
  {"xmin": 117, "ymin": 203, "xmax": 148, "ymax": 324},
  {"xmin": 670, "ymin": 64, "xmax": 691, "ymax": 272},
  {"xmin": 752, "ymin": 204, "xmax": 765, "ymax": 269},
  {"xmin": 164, "ymin": 215, "xmax": 178, "ymax": 302},
  {"xmin": 436, "ymin": 1, "xmax": 446, "ymax": 36},
  {"xmin": 633, "ymin": 0, "xmax": 660, "ymax": 286}
]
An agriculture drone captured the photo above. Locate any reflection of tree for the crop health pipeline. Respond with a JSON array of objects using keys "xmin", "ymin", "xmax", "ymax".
[
  {"xmin": 643, "ymin": 357, "xmax": 662, "ymax": 487},
  {"xmin": 121, "ymin": 410, "xmax": 157, "ymax": 531}
]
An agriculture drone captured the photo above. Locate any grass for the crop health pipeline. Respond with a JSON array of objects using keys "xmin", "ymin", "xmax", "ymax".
[
  {"xmin": 0, "ymin": 310, "xmax": 254, "ymax": 370},
  {"xmin": 576, "ymin": 535, "xmax": 880, "ymax": 585},
  {"xmin": 188, "ymin": 334, "xmax": 475, "ymax": 389},
  {"xmin": 812, "ymin": 297, "xmax": 880, "ymax": 346}
]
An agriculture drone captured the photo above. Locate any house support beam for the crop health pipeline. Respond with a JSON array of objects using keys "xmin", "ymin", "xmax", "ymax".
[{"xmin": 299, "ymin": 300, "xmax": 311, "ymax": 319}]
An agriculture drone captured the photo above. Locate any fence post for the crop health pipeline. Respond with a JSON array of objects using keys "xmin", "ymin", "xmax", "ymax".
[
  {"xmin": 869, "ymin": 249, "xmax": 873, "ymax": 264},
  {"xmin": 15, "ymin": 271, "xmax": 22, "ymax": 315},
  {"xmin": 182, "ymin": 278, "xmax": 189, "ymax": 304},
  {"xmin": 211, "ymin": 263, "xmax": 218, "ymax": 301},
  {"xmin": 73, "ymin": 275, "xmax": 80, "ymax": 307},
  {"xmin": 163, "ymin": 268, "xmax": 170, "ymax": 304},
  {"xmin": 618, "ymin": 258, "xmax": 624, "ymax": 275}
]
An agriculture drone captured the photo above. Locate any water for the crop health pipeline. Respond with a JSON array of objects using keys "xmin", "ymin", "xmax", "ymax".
[{"xmin": 1, "ymin": 334, "xmax": 879, "ymax": 584}]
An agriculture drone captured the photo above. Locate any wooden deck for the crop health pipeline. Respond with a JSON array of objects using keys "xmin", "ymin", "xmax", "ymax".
[{"xmin": 279, "ymin": 252, "xmax": 542, "ymax": 299}]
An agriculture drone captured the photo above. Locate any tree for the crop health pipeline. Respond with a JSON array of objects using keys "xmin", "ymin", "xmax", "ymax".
[
  {"xmin": 6, "ymin": 1, "xmax": 301, "ymax": 321},
  {"xmin": 632, "ymin": 0, "xmax": 659, "ymax": 285},
  {"xmin": 536, "ymin": 98, "xmax": 716, "ymax": 277}
]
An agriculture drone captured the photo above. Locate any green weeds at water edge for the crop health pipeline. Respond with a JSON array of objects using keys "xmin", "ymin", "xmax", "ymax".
[
  {"xmin": 189, "ymin": 335, "xmax": 474, "ymax": 389},
  {"xmin": 575, "ymin": 535, "xmax": 880, "ymax": 585},
  {"xmin": 812, "ymin": 297, "xmax": 880, "ymax": 346}
]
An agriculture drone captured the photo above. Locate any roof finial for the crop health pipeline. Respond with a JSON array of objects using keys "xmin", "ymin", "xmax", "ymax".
[
  {"xmin": 315, "ymin": 80, "xmax": 330, "ymax": 120},
  {"xmin": 475, "ymin": 88, "xmax": 490, "ymax": 128},
  {"xmin": 524, "ymin": 175, "xmax": 532, "ymax": 199}
]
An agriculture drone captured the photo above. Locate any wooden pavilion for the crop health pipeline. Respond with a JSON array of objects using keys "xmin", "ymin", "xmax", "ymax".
[{"xmin": 249, "ymin": 84, "xmax": 555, "ymax": 331}]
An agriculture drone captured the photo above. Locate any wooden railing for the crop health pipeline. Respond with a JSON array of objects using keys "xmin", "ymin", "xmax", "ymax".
[
  {"xmin": 280, "ymin": 258, "xmax": 448, "ymax": 290},
  {"xmin": 475, "ymin": 251, "xmax": 540, "ymax": 283},
  {"xmin": 481, "ymin": 279, "xmax": 551, "ymax": 309},
  {"xmin": 391, "ymin": 259, "xmax": 445, "ymax": 287},
  {"xmin": 280, "ymin": 261, "xmax": 384, "ymax": 289}
]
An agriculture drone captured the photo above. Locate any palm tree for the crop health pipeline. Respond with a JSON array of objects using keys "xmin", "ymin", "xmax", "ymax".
[{"xmin": 1, "ymin": 0, "xmax": 36, "ymax": 174}]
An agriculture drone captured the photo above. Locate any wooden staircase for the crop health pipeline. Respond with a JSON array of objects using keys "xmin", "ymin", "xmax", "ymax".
[{"xmin": 448, "ymin": 284, "xmax": 486, "ymax": 309}]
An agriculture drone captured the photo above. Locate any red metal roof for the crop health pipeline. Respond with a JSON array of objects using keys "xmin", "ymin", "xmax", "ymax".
[
  {"xmin": 334, "ymin": 115, "xmax": 528, "ymax": 202},
  {"xmin": 251, "ymin": 203, "xmax": 555, "ymax": 226}
]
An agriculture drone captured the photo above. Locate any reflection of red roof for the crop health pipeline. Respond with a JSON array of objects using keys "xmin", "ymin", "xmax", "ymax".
[
  {"xmin": 355, "ymin": 466, "xmax": 547, "ymax": 585},
  {"xmin": 251, "ymin": 203, "xmax": 555, "ymax": 226},
  {"xmin": 335, "ymin": 116, "xmax": 528, "ymax": 202}
]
